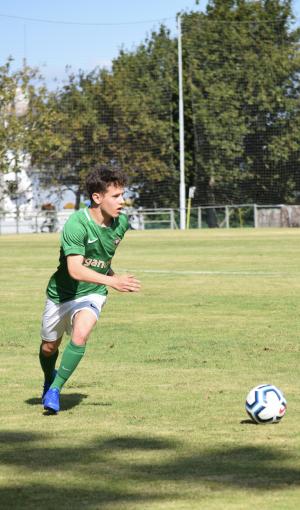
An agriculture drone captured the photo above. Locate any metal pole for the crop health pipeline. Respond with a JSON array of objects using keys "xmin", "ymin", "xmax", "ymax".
[
  {"xmin": 186, "ymin": 198, "xmax": 191, "ymax": 229},
  {"xmin": 177, "ymin": 14, "xmax": 186, "ymax": 230},
  {"xmin": 254, "ymin": 204, "xmax": 258, "ymax": 228},
  {"xmin": 15, "ymin": 171, "xmax": 19, "ymax": 234},
  {"xmin": 170, "ymin": 209, "xmax": 175, "ymax": 229},
  {"xmin": 198, "ymin": 207, "xmax": 202, "ymax": 228},
  {"xmin": 225, "ymin": 206, "xmax": 230, "ymax": 228}
]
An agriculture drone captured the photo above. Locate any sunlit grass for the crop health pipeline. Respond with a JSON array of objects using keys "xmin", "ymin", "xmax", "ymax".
[{"xmin": 0, "ymin": 229, "xmax": 300, "ymax": 509}]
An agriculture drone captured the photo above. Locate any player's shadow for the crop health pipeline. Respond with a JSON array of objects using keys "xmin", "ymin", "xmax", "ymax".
[{"xmin": 25, "ymin": 393, "xmax": 88, "ymax": 411}]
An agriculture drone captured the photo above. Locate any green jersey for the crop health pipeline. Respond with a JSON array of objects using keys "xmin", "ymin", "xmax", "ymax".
[{"xmin": 47, "ymin": 208, "xmax": 129, "ymax": 303}]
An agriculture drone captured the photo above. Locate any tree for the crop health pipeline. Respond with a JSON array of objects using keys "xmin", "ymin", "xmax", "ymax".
[
  {"xmin": 43, "ymin": 27, "xmax": 178, "ymax": 209},
  {"xmin": 182, "ymin": 0, "xmax": 300, "ymax": 206},
  {"xmin": 84, "ymin": 27, "xmax": 179, "ymax": 208},
  {"xmin": 100, "ymin": 26, "xmax": 178, "ymax": 208},
  {"xmin": 37, "ymin": 68, "xmax": 109, "ymax": 209},
  {"xmin": 0, "ymin": 59, "xmax": 67, "ymax": 211}
]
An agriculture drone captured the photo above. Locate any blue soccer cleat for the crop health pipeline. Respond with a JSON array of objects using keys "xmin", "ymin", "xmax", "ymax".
[
  {"xmin": 42, "ymin": 370, "xmax": 57, "ymax": 401},
  {"xmin": 43, "ymin": 387, "xmax": 60, "ymax": 413}
]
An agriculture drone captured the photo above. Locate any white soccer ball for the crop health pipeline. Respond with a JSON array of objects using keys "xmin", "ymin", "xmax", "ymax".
[{"xmin": 245, "ymin": 384, "xmax": 287, "ymax": 424}]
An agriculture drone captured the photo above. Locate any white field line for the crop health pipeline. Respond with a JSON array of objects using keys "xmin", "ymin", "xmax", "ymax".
[
  {"xmin": 5, "ymin": 267, "xmax": 293, "ymax": 277},
  {"xmin": 120, "ymin": 268, "xmax": 292, "ymax": 277}
]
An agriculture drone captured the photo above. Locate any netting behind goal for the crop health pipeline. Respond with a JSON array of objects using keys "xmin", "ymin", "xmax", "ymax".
[{"xmin": 181, "ymin": 11, "xmax": 300, "ymax": 208}]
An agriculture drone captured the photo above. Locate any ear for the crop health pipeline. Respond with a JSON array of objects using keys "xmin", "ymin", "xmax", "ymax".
[{"xmin": 91, "ymin": 192, "xmax": 103, "ymax": 205}]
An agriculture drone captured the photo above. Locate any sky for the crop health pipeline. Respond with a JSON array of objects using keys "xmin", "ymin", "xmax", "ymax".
[
  {"xmin": 0, "ymin": 0, "xmax": 202, "ymax": 86},
  {"xmin": 1, "ymin": 0, "xmax": 300, "ymax": 86}
]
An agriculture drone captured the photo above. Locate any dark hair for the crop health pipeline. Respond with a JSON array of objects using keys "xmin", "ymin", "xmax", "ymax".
[{"xmin": 85, "ymin": 165, "xmax": 127, "ymax": 201}]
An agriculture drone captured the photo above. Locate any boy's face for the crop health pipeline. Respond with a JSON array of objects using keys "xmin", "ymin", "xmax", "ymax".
[{"xmin": 92, "ymin": 184, "xmax": 125, "ymax": 218}]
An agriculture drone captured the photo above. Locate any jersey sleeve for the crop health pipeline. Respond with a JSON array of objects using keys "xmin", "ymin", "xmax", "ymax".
[{"xmin": 61, "ymin": 216, "xmax": 87, "ymax": 256}]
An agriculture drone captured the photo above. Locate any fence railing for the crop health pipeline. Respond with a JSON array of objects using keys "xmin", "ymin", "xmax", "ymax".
[
  {"xmin": 129, "ymin": 204, "xmax": 300, "ymax": 229},
  {"xmin": 0, "ymin": 210, "xmax": 73, "ymax": 234},
  {"xmin": 1, "ymin": 204, "xmax": 300, "ymax": 234}
]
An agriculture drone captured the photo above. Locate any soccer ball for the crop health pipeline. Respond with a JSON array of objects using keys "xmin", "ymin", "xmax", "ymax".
[{"xmin": 245, "ymin": 384, "xmax": 287, "ymax": 424}]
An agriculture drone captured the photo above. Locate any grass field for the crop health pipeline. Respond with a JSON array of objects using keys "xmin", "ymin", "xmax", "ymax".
[{"xmin": 1, "ymin": 228, "xmax": 300, "ymax": 510}]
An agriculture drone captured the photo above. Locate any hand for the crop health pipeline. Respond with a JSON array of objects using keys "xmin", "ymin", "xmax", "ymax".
[{"xmin": 110, "ymin": 274, "xmax": 141, "ymax": 293}]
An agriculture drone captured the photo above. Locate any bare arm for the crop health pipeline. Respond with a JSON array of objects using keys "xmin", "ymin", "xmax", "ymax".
[{"xmin": 67, "ymin": 255, "xmax": 140, "ymax": 293}]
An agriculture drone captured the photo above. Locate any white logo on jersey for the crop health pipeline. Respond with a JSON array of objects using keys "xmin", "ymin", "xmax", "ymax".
[
  {"xmin": 83, "ymin": 258, "xmax": 111, "ymax": 269},
  {"xmin": 88, "ymin": 238, "xmax": 98, "ymax": 244}
]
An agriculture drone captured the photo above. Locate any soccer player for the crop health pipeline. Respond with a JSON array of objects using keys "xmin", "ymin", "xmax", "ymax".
[{"xmin": 39, "ymin": 165, "xmax": 140, "ymax": 413}]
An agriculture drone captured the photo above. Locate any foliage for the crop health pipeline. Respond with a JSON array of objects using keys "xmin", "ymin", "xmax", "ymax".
[
  {"xmin": 0, "ymin": 59, "xmax": 66, "ymax": 172},
  {"xmin": 103, "ymin": 26, "xmax": 178, "ymax": 207},
  {"xmin": 1, "ymin": 1, "xmax": 300, "ymax": 209},
  {"xmin": 36, "ymin": 1, "xmax": 300, "ymax": 208},
  {"xmin": 40, "ymin": 27, "xmax": 178, "ymax": 208},
  {"xmin": 0, "ymin": 59, "xmax": 66, "ymax": 207},
  {"xmin": 182, "ymin": 0, "xmax": 300, "ymax": 205},
  {"xmin": 36, "ymin": 69, "xmax": 107, "ymax": 208}
]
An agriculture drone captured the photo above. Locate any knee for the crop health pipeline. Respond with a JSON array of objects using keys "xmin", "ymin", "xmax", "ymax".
[
  {"xmin": 72, "ymin": 331, "xmax": 88, "ymax": 346},
  {"xmin": 72, "ymin": 310, "xmax": 96, "ymax": 345}
]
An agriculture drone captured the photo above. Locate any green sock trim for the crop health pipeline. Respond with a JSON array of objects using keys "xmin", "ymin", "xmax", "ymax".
[
  {"xmin": 50, "ymin": 341, "xmax": 86, "ymax": 391},
  {"xmin": 39, "ymin": 345, "xmax": 58, "ymax": 383}
]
